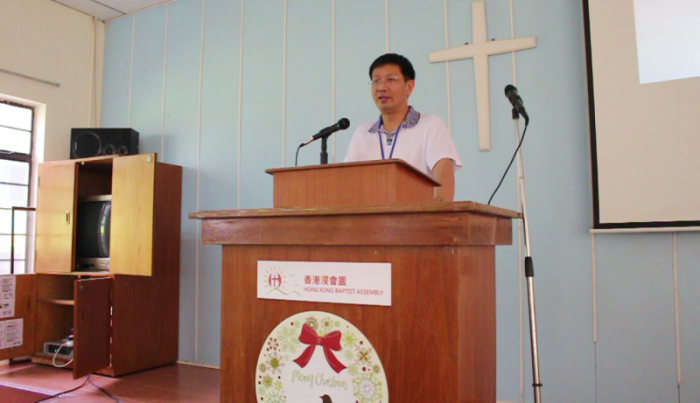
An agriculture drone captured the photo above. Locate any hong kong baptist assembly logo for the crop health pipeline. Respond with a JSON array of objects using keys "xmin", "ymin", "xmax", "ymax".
[
  {"xmin": 255, "ymin": 311, "xmax": 389, "ymax": 403},
  {"xmin": 264, "ymin": 266, "xmax": 302, "ymax": 297}
]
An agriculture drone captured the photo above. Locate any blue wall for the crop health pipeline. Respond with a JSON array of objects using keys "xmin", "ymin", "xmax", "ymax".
[{"xmin": 101, "ymin": 1, "xmax": 698, "ymax": 402}]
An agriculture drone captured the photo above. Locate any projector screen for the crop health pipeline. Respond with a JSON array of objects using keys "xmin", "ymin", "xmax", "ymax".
[{"xmin": 584, "ymin": 0, "xmax": 700, "ymax": 229}]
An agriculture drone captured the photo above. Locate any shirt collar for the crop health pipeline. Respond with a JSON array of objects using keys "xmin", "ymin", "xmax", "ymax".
[{"xmin": 369, "ymin": 106, "xmax": 421, "ymax": 133}]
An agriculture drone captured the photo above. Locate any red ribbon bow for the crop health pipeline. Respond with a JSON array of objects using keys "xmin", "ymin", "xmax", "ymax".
[{"xmin": 293, "ymin": 324, "xmax": 347, "ymax": 374}]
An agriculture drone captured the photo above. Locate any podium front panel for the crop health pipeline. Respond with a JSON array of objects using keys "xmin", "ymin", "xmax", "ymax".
[{"xmin": 220, "ymin": 244, "xmax": 496, "ymax": 403}]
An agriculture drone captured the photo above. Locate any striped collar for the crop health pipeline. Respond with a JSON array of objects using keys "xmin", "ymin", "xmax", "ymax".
[{"xmin": 369, "ymin": 106, "xmax": 421, "ymax": 134}]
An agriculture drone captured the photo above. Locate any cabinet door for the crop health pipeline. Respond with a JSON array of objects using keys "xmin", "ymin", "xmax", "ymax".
[
  {"xmin": 73, "ymin": 277, "xmax": 111, "ymax": 379},
  {"xmin": 35, "ymin": 162, "xmax": 78, "ymax": 273},
  {"xmin": 0, "ymin": 274, "xmax": 36, "ymax": 360},
  {"xmin": 111, "ymin": 154, "xmax": 155, "ymax": 276}
]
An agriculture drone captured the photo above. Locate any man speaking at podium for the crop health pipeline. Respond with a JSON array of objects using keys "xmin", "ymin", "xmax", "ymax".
[{"xmin": 344, "ymin": 53, "xmax": 462, "ymax": 202}]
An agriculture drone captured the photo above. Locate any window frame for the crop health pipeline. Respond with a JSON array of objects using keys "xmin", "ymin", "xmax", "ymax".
[{"xmin": 0, "ymin": 99, "xmax": 35, "ymax": 273}]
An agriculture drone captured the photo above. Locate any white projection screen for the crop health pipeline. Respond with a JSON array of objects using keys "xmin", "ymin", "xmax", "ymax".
[{"xmin": 584, "ymin": 0, "xmax": 700, "ymax": 229}]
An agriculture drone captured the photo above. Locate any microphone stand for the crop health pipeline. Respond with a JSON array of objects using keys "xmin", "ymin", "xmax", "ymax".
[
  {"xmin": 512, "ymin": 107, "xmax": 542, "ymax": 403},
  {"xmin": 320, "ymin": 136, "xmax": 329, "ymax": 165}
]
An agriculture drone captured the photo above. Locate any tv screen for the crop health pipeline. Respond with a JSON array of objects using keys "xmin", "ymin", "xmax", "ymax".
[{"xmin": 76, "ymin": 200, "xmax": 111, "ymax": 258}]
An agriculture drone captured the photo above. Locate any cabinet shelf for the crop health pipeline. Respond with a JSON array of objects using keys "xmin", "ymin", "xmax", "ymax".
[
  {"xmin": 78, "ymin": 194, "xmax": 112, "ymax": 203},
  {"xmin": 38, "ymin": 299, "xmax": 74, "ymax": 306},
  {"xmin": 32, "ymin": 352, "xmax": 73, "ymax": 369},
  {"xmin": 39, "ymin": 271, "xmax": 112, "ymax": 277}
]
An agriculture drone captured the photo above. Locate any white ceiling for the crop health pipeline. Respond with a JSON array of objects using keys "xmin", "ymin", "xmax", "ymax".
[{"xmin": 53, "ymin": 0, "xmax": 172, "ymax": 21}]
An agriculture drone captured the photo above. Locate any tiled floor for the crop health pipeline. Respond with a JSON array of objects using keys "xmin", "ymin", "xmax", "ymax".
[{"xmin": 0, "ymin": 361, "xmax": 220, "ymax": 402}]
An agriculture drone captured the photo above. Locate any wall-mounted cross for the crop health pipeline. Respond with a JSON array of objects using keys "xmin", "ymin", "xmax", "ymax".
[{"xmin": 430, "ymin": 1, "xmax": 536, "ymax": 151}]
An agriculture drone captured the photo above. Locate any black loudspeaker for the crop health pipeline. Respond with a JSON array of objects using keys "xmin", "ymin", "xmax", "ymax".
[{"xmin": 70, "ymin": 128, "xmax": 139, "ymax": 159}]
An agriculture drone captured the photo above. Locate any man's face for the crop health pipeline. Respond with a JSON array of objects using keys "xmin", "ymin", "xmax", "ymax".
[{"xmin": 371, "ymin": 64, "xmax": 414, "ymax": 114}]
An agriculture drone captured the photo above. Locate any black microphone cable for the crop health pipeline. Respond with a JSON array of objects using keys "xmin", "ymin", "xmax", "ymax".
[{"xmin": 488, "ymin": 120, "xmax": 529, "ymax": 205}]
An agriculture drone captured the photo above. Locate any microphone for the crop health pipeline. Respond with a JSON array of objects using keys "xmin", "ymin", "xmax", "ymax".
[
  {"xmin": 300, "ymin": 118, "xmax": 350, "ymax": 147},
  {"xmin": 504, "ymin": 85, "xmax": 529, "ymax": 124}
]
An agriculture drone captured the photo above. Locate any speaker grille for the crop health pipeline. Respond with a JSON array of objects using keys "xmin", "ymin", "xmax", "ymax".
[{"xmin": 72, "ymin": 132, "xmax": 102, "ymax": 158}]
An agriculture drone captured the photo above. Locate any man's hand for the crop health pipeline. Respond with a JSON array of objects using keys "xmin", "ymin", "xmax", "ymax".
[{"xmin": 432, "ymin": 158, "xmax": 455, "ymax": 202}]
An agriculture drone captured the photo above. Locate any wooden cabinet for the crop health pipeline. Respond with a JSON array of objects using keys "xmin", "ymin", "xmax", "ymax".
[
  {"xmin": 0, "ymin": 153, "xmax": 182, "ymax": 378},
  {"xmin": 35, "ymin": 153, "xmax": 170, "ymax": 276}
]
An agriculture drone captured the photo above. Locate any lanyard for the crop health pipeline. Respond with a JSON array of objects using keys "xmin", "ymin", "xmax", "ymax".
[{"xmin": 378, "ymin": 121, "xmax": 402, "ymax": 160}]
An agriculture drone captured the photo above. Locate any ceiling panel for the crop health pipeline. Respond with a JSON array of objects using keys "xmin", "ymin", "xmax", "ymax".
[
  {"xmin": 53, "ymin": 0, "xmax": 171, "ymax": 21},
  {"xmin": 100, "ymin": 0, "xmax": 169, "ymax": 14},
  {"xmin": 54, "ymin": 0, "xmax": 123, "ymax": 20}
]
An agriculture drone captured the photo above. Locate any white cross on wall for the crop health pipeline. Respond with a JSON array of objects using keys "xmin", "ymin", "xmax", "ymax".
[{"xmin": 430, "ymin": 1, "xmax": 536, "ymax": 151}]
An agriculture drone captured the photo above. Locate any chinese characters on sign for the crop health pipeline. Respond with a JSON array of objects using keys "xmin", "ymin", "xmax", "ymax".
[
  {"xmin": 304, "ymin": 275, "xmax": 347, "ymax": 286},
  {"xmin": 258, "ymin": 261, "xmax": 391, "ymax": 307}
]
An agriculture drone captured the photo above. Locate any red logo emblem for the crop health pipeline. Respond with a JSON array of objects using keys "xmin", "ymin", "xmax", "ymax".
[{"xmin": 268, "ymin": 273, "xmax": 282, "ymax": 289}]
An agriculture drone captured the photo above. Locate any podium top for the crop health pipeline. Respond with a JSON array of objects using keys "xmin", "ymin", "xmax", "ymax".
[
  {"xmin": 265, "ymin": 159, "xmax": 441, "ymax": 187},
  {"xmin": 189, "ymin": 200, "xmax": 520, "ymax": 220},
  {"xmin": 190, "ymin": 201, "xmax": 518, "ymax": 246}
]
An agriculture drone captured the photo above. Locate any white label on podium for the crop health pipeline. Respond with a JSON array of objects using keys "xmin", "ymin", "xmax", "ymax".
[{"xmin": 257, "ymin": 261, "xmax": 391, "ymax": 306}]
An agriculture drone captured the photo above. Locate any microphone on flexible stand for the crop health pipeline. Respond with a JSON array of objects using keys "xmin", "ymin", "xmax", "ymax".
[
  {"xmin": 296, "ymin": 118, "xmax": 351, "ymax": 166},
  {"xmin": 300, "ymin": 118, "xmax": 350, "ymax": 147},
  {"xmin": 492, "ymin": 84, "xmax": 542, "ymax": 403},
  {"xmin": 504, "ymin": 84, "xmax": 529, "ymax": 125}
]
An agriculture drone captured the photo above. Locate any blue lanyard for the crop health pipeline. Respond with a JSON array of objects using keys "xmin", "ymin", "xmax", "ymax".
[{"xmin": 378, "ymin": 120, "xmax": 401, "ymax": 160}]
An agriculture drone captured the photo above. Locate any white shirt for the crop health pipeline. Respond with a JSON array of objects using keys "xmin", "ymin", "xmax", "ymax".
[{"xmin": 343, "ymin": 106, "xmax": 462, "ymax": 178}]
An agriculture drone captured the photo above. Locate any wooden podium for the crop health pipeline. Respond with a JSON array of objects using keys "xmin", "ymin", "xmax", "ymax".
[{"xmin": 191, "ymin": 160, "xmax": 518, "ymax": 403}]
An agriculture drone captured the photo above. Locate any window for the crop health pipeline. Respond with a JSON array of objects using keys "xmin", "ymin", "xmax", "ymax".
[{"xmin": 0, "ymin": 100, "xmax": 34, "ymax": 274}]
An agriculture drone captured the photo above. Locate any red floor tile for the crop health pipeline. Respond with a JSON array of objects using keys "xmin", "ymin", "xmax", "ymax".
[
  {"xmin": 0, "ymin": 385, "xmax": 50, "ymax": 403},
  {"xmin": 0, "ymin": 362, "xmax": 220, "ymax": 402}
]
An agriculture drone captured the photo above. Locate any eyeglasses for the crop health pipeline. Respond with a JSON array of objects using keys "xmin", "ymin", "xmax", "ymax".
[{"xmin": 369, "ymin": 76, "xmax": 402, "ymax": 87}]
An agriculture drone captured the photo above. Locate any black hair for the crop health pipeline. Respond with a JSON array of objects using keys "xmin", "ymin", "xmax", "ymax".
[{"xmin": 369, "ymin": 53, "xmax": 416, "ymax": 81}]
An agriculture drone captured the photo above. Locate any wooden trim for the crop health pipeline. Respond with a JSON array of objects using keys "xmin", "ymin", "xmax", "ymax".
[
  {"xmin": 202, "ymin": 210, "xmax": 513, "ymax": 246},
  {"xmin": 41, "ymin": 155, "xmax": 113, "ymax": 166},
  {"xmin": 38, "ymin": 299, "xmax": 74, "ymax": 306},
  {"xmin": 265, "ymin": 159, "xmax": 440, "ymax": 186},
  {"xmin": 41, "ymin": 152, "xmax": 151, "ymax": 167},
  {"xmin": 190, "ymin": 200, "xmax": 520, "ymax": 220},
  {"xmin": 177, "ymin": 360, "xmax": 220, "ymax": 370},
  {"xmin": 34, "ymin": 271, "xmax": 111, "ymax": 277}
]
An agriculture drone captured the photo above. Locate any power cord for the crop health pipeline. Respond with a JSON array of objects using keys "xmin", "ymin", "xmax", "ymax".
[
  {"xmin": 32, "ymin": 374, "xmax": 124, "ymax": 403},
  {"xmin": 488, "ymin": 123, "xmax": 529, "ymax": 205},
  {"xmin": 89, "ymin": 378, "xmax": 125, "ymax": 403},
  {"xmin": 33, "ymin": 375, "xmax": 90, "ymax": 402},
  {"xmin": 51, "ymin": 341, "xmax": 73, "ymax": 368},
  {"xmin": 32, "ymin": 339, "xmax": 123, "ymax": 402}
]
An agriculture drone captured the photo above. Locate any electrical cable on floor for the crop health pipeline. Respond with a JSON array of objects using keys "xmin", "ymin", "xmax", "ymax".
[
  {"xmin": 33, "ymin": 376, "xmax": 90, "ymax": 402},
  {"xmin": 89, "ymin": 377, "xmax": 125, "ymax": 403},
  {"xmin": 38, "ymin": 339, "xmax": 123, "ymax": 403},
  {"xmin": 32, "ymin": 374, "xmax": 125, "ymax": 403}
]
